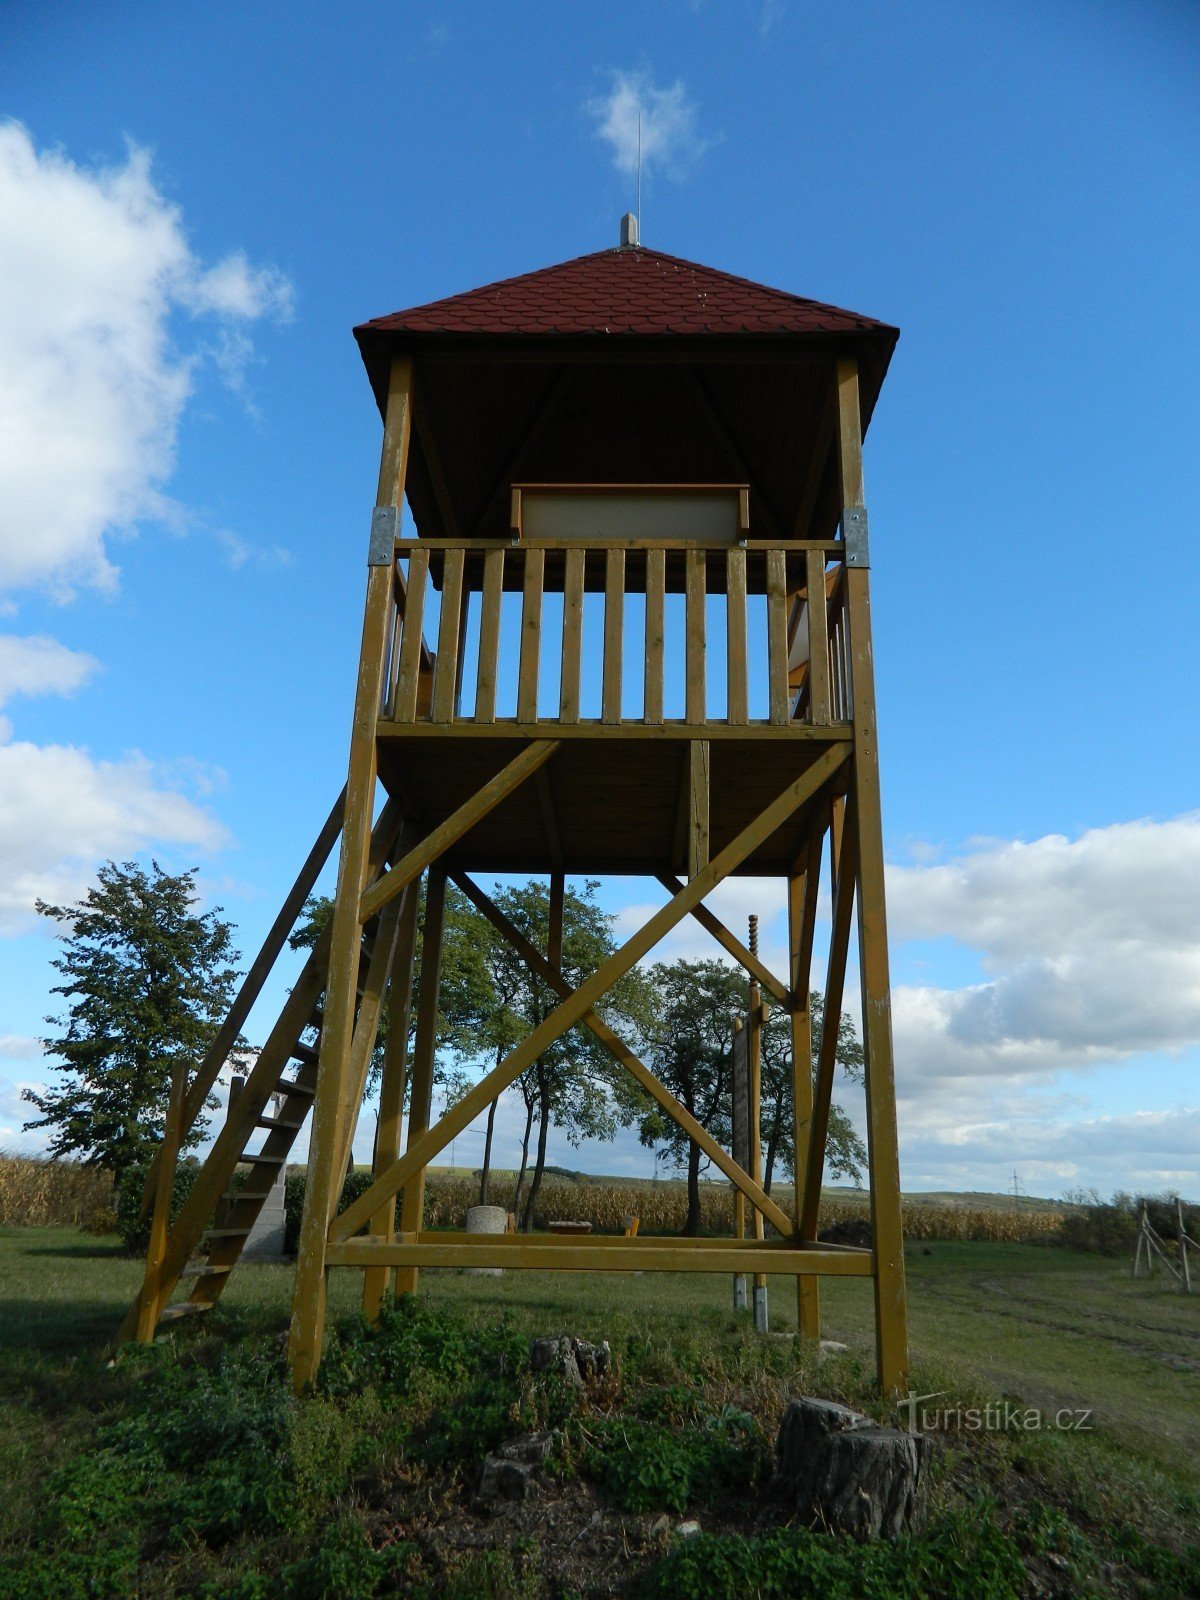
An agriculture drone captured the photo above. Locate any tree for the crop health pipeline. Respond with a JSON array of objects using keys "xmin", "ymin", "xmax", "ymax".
[
  {"xmin": 452, "ymin": 880, "xmax": 649, "ymax": 1230},
  {"xmin": 760, "ymin": 994, "xmax": 867, "ymax": 1192},
  {"xmin": 637, "ymin": 959, "xmax": 868, "ymax": 1234},
  {"xmin": 23, "ymin": 860, "xmax": 241, "ymax": 1179},
  {"xmin": 638, "ymin": 960, "xmax": 744, "ymax": 1235}
]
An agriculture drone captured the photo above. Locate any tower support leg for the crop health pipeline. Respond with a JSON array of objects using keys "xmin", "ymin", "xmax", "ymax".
[
  {"xmin": 836, "ymin": 354, "xmax": 908, "ymax": 1396},
  {"xmin": 363, "ymin": 885, "xmax": 420, "ymax": 1320},
  {"xmin": 288, "ymin": 355, "xmax": 413, "ymax": 1392},
  {"xmin": 789, "ymin": 832, "xmax": 823, "ymax": 1340},
  {"xmin": 394, "ymin": 867, "xmax": 446, "ymax": 1298}
]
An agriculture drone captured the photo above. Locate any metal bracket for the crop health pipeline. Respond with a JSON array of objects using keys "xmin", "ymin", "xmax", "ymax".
[
  {"xmin": 843, "ymin": 506, "xmax": 870, "ymax": 568},
  {"xmin": 368, "ymin": 505, "xmax": 400, "ymax": 565}
]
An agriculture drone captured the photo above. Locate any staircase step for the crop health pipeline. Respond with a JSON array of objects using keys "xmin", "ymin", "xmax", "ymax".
[
  {"xmin": 179, "ymin": 1263, "xmax": 233, "ymax": 1279},
  {"xmin": 205, "ymin": 1226, "xmax": 252, "ymax": 1239},
  {"xmin": 158, "ymin": 1302, "xmax": 212, "ymax": 1325},
  {"xmin": 257, "ymin": 1114, "xmax": 305, "ymax": 1132},
  {"xmin": 236, "ymin": 1152, "xmax": 286, "ymax": 1166},
  {"xmin": 278, "ymin": 1076, "xmax": 316, "ymax": 1097},
  {"xmin": 222, "ymin": 1189, "xmax": 272, "ymax": 1203},
  {"xmin": 289, "ymin": 1042, "xmax": 319, "ymax": 1066}
]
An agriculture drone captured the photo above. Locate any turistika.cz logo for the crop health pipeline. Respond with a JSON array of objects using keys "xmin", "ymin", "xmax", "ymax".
[{"xmin": 900, "ymin": 1391, "xmax": 1094, "ymax": 1434}]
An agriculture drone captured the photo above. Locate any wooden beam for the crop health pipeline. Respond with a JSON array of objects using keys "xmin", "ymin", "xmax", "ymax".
[
  {"xmin": 535, "ymin": 767, "xmax": 564, "ymax": 870},
  {"xmin": 288, "ymin": 353, "xmax": 413, "ymax": 1392},
  {"xmin": 329, "ymin": 747, "xmax": 848, "ymax": 1246},
  {"xmin": 685, "ymin": 549, "xmax": 706, "ymax": 724},
  {"xmin": 602, "ymin": 549, "xmax": 625, "ymax": 724},
  {"xmin": 474, "ymin": 547, "xmax": 505, "ymax": 723},
  {"xmin": 654, "ymin": 873, "xmax": 787, "ymax": 1004},
  {"xmin": 395, "ymin": 868, "xmax": 445, "ymax": 1296},
  {"xmin": 359, "ymin": 740, "xmax": 561, "ymax": 921},
  {"xmin": 687, "ymin": 739, "xmax": 710, "ymax": 879},
  {"xmin": 836, "ymin": 353, "xmax": 908, "ymax": 1396},
  {"xmin": 450, "ymin": 870, "xmax": 795, "ymax": 1240},
  {"xmin": 559, "ymin": 547, "xmax": 585, "ymax": 724},
  {"xmin": 363, "ymin": 880, "xmax": 419, "ymax": 1320},
  {"xmin": 790, "ymin": 827, "xmax": 825, "ymax": 1340},
  {"xmin": 431, "ymin": 547, "xmax": 465, "ymax": 722},
  {"xmin": 644, "ymin": 547, "xmax": 665, "ymax": 724},
  {"xmin": 328, "ymin": 1236, "xmax": 874, "ymax": 1276},
  {"xmin": 725, "ymin": 547, "xmax": 748, "ymax": 726},
  {"xmin": 799, "ymin": 803, "xmax": 859, "ymax": 1243}
]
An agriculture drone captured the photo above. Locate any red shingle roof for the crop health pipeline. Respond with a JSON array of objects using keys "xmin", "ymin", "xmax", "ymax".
[{"xmin": 355, "ymin": 245, "xmax": 896, "ymax": 341}]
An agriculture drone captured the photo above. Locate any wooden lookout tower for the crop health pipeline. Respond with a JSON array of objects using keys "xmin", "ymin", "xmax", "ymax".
[{"xmin": 122, "ymin": 221, "xmax": 909, "ymax": 1396}]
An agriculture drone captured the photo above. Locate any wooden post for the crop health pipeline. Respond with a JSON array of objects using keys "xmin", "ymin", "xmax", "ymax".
[
  {"xmin": 1177, "ymin": 1198, "xmax": 1192, "ymax": 1293},
  {"xmin": 789, "ymin": 831, "xmax": 823, "ymax": 1340},
  {"xmin": 288, "ymin": 353, "xmax": 413, "ymax": 1392},
  {"xmin": 836, "ymin": 354, "xmax": 908, "ymax": 1396},
  {"xmin": 134, "ymin": 1056, "xmax": 188, "ymax": 1340},
  {"xmin": 688, "ymin": 740, "xmax": 710, "ymax": 879},
  {"xmin": 748, "ymin": 915, "xmax": 768, "ymax": 1332},
  {"xmin": 394, "ymin": 867, "xmax": 446, "ymax": 1297},
  {"xmin": 363, "ymin": 882, "xmax": 420, "ymax": 1320}
]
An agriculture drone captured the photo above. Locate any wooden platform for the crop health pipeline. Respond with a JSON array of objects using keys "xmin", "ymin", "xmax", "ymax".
[{"xmin": 377, "ymin": 723, "xmax": 851, "ymax": 876}]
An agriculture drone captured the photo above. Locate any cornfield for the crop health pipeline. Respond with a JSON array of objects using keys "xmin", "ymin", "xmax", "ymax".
[
  {"xmin": 421, "ymin": 1173, "xmax": 1063, "ymax": 1244},
  {"xmin": 2, "ymin": 1154, "xmax": 1063, "ymax": 1245},
  {"xmin": 0, "ymin": 1153, "xmax": 114, "ymax": 1228}
]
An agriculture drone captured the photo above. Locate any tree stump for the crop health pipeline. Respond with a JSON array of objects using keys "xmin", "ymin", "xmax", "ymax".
[{"xmin": 771, "ymin": 1397, "xmax": 931, "ymax": 1541}]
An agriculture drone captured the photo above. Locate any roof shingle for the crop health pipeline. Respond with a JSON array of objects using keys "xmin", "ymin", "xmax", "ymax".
[{"xmin": 355, "ymin": 245, "xmax": 896, "ymax": 341}]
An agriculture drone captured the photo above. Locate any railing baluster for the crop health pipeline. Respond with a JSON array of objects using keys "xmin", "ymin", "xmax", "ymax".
[
  {"xmin": 644, "ymin": 548, "xmax": 665, "ymax": 725},
  {"xmin": 393, "ymin": 548, "xmax": 429, "ymax": 722},
  {"xmin": 431, "ymin": 548, "xmax": 465, "ymax": 722},
  {"xmin": 685, "ymin": 549, "xmax": 706, "ymax": 724},
  {"xmin": 725, "ymin": 547, "xmax": 748, "ymax": 726},
  {"xmin": 766, "ymin": 549, "xmax": 788, "ymax": 725},
  {"xmin": 805, "ymin": 548, "xmax": 831, "ymax": 726},
  {"xmin": 474, "ymin": 547, "xmax": 504, "ymax": 723},
  {"xmin": 517, "ymin": 548, "xmax": 544, "ymax": 722},
  {"xmin": 602, "ymin": 549, "xmax": 625, "ymax": 724},
  {"xmin": 560, "ymin": 548, "xmax": 584, "ymax": 724}
]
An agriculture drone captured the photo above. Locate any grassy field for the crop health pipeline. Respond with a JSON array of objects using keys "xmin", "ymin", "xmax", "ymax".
[{"xmin": 2, "ymin": 1227, "xmax": 1198, "ymax": 1596}]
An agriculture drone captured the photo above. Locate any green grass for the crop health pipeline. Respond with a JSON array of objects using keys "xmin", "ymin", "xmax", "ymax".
[{"xmin": 2, "ymin": 1227, "xmax": 1198, "ymax": 1597}]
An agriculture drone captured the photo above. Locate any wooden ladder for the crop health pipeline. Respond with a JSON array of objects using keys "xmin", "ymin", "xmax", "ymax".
[{"xmin": 119, "ymin": 798, "xmax": 405, "ymax": 1342}]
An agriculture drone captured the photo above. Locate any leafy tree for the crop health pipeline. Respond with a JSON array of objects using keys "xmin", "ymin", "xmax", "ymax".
[
  {"xmin": 637, "ymin": 960, "xmax": 742, "ymax": 1235},
  {"xmin": 22, "ymin": 860, "xmax": 241, "ymax": 1179},
  {"xmin": 760, "ymin": 994, "xmax": 867, "ymax": 1192},
  {"xmin": 451, "ymin": 879, "xmax": 650, "ymax": 1230},
  {"xmin": 637, "ymin": 960, "xmax": 867, "ymax": 1234}
]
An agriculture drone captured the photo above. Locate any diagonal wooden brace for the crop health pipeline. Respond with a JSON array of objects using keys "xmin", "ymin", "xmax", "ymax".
[
  {"xmin": 654, "ymin": 873, "xmax": 789, "ymax": 1005},
  {"xmin": 358, "ymin": 740, "xmax": 560, "ymax": 922},
  {"xmin": 330, "ymin": 745, "xmax": 849, "ymax": 1246},
  {"xmin": 799, "ymin": 797, "xmax": 860, "ymax": 1241},
  {"xmin": 451, "ymin": 870, "xmax": 795, "ymax": 1239}
]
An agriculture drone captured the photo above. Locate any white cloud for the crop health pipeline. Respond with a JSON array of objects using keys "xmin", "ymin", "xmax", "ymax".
[
  {"xmin": 0, "ymin": 120, "xmax": 293, "ymax": 599},
  {"xmin": 0, "ymin": 739, "xmax": 228, "ymax": 934},
  {"xmin": 888, "ymin": 814, "xmax": 1200, "ymax": 1080},
  {"xmin": 589, "ymin": 70, "xmax": 707, "ymax": 180},
  {"xmin": 0, "ymin": 634, "xmax": 99, "ymax": 706}
]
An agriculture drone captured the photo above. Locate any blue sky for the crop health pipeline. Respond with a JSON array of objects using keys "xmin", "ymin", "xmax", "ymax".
[{"xmin": 1, "ymin": 0, "xmax": 1198, "ymax": 1199}]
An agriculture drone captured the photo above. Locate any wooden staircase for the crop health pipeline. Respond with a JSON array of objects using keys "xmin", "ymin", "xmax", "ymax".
[{"xmin": 120, "ymin": 798, "xmax": 405, "ymax": 1341}]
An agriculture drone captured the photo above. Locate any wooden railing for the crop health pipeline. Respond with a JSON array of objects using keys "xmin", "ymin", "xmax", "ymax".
[{"xmin": 381, "ymin": 540, "xmax": 853, "ymax": 730}]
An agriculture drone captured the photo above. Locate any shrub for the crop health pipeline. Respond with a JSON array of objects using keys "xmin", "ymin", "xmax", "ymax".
[
  {"xmin": 115, "ymin": 1155, "xmax": 201, "ymax": 1255},
  {"xmin": 284, "ymin": 1169, "xmax": 379, "ymax": 1255}
]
